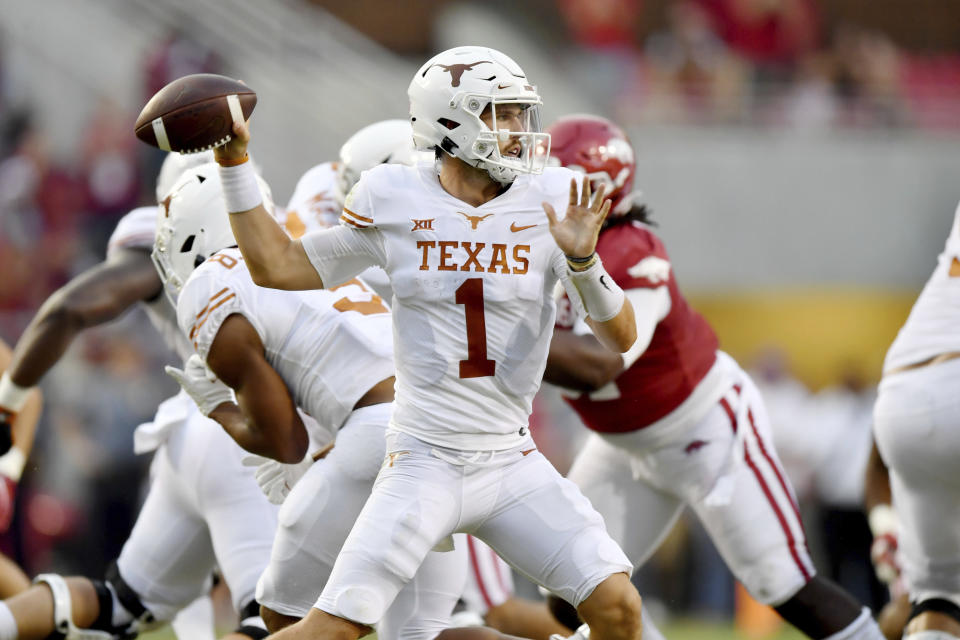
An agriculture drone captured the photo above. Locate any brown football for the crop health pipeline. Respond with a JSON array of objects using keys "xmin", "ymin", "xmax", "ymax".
[{"xmin": 134, "ymin": 74, "xmax": 256, "ymax": 153}]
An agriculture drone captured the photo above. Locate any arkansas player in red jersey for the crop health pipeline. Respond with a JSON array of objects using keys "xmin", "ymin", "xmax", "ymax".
[{"xmin": 544, "ymin": 115, "xmax": 886, "ymax": 640}]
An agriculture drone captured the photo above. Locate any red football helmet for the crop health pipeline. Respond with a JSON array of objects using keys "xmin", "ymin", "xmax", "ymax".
[{"xmin": 547, "ymin": 114, "xmax": 637, "ymax": 216}]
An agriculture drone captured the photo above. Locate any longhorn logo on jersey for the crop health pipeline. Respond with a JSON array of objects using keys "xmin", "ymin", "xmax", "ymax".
[
  {"xmin": 627, "ymin": 256, "xmax": 671, "ymax": 284},
  {"xmin": 457, "ymin": 211, "xmax": 493, "ymax": 230}
]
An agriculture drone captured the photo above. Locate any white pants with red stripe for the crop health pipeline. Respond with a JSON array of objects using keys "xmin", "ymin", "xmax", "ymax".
[
  {"xmin": 567, "ymin": 352, "xmax": 814, "ymax": 606},
  {"xmin": 873, "ymin": 358, "xmax": 960, "ymax": 609},
  {"xmin": 460, "ymin": 536, "xmax": 515, "ymax": 615}
]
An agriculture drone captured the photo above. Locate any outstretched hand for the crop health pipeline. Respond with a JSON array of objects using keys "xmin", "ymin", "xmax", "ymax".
[
  {"xmin": 214, "ymin": 119, "xmax": 252, "ymax": 166},
  {"xmin": 542, "ymin": 177, "xmax": 611, "ymax": 259}
]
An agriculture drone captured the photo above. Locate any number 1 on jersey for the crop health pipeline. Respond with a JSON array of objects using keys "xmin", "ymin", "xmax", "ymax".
[{"xmin": 456, "ymin": 278, "xmax": 496, "ymax": 378}]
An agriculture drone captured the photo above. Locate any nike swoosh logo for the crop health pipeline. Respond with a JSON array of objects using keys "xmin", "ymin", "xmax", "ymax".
[
  {"xmin": 497, "ymin": 83, "xmax": 511, "ymax": 89},
  {"xmin": 510, "ymin": 222, "xmax": 537, "ymax": 232},
  {"xmin": 600, "ymin": 275, "xmax": 611, "ymax": 291}
]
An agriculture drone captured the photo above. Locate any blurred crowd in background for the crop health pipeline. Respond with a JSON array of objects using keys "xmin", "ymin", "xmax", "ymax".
[
  {"xmin": 0, "ymin": 0, "xmax": 957, "ymax": 633},
  {"xmin": 557, "ymin": 0, "xmax": 946, "ymax": 130},
  {"xmin": 323, "ymin": 0, "xmax": 960, "ymax": 131}
]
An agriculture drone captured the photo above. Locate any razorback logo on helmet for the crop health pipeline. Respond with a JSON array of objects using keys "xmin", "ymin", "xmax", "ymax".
[
  {"xmin": 546, "ymin": 115, "xmax": 637, "ymax": 216},
  {"xmin": 567, "ymin": 138, "xmax": 634, "ymax": 191},
  {"xmin": 627, "ymin": 256, "xmax": 671, "ymax": 284},
  {"xmin": 600, "ymin": 137, "xmax": 634, "ymax": 164},
  {"xmin": 426, "ymin": 61, "xmax": 492, "ymax": 87}
]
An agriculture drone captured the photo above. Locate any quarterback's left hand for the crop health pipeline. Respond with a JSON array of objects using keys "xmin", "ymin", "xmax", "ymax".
[
  {"xmin": 543, "ymin": 177, "xmax": 611, "ymax": 259},
  {"xmin": 165, "ymin": 355, "xmax": 235, "ymax": 416}
]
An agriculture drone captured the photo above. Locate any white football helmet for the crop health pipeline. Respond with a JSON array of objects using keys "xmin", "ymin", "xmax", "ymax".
[
  {"xmin": 408, "ymin": 46, "xmax": 550, "ymax": 184},
  {"xmin": 152, "ymin": 162, "xmax": 274, "ymax": 302},
  {"xmin": 337, "ymin": 119, "xmax": 424, "ymax": 197},
  {"xmin": 154, "ymin": 150, "xmax": 215, "ymax": 203}
]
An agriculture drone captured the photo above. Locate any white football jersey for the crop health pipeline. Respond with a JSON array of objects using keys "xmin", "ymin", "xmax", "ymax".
[
  {"xmin": 281, "ymin": 161, "xmax": 342, "ymax": 237},
  {"xmin": 107, "ymin": 206, "xmax": 194, "ymax": 364},
  {"xmin": 300, "ymin": 162, "xmax": 582, "ymax": 451},
  {"xmin": 884, "ymin": 202, "xmax": 960, "ymax": 373},
  {"xmin": 176, "ymin": 248, "xmax": 395, "ymax": 435}
]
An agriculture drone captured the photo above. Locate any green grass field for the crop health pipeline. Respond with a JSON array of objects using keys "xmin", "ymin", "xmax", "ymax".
[{"xmin": 139, "ymin": 619, "xmax": 808, "ymax": 640}]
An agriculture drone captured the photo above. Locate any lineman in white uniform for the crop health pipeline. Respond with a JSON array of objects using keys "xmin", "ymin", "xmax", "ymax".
[
  {"xmin": 0, "ymin": 152, "xmax": 278, "ymax": 640},
  {"xmin": 280, "ymin": 119, "xmax": 425, "ymax": 302},
  {"xmin": 282, "ymin": 119, "xmax": 424, "ymax": 236},
  {"xmin": 872, "ymin": 201, "xmax": 960, "ymax": 640},
  {"xmin": 157, "ymin": 164, "xmax": 469, "ymax": 640},
  {"xmin": 210, "ymin": 45, "xmax": 643, "ymax": 640}
]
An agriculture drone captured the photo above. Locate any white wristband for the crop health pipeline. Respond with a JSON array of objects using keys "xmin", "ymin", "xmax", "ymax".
[
  {"xmin": 568, "ymin": 258, "xmax": 625, "ymax": 323},
  {"xmin": 0, "ymin": 372, "xmax": 33, "ymax": 412},
  {"xmin": 218, "ymin": 161, "xmax": 262, "ymax": 213},
  {"xmin": 868, "ymin": 503, "xmax": 897, "ymax": 537}
]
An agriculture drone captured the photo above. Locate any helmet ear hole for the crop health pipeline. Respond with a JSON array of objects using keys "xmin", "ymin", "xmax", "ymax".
[
  {"xmin": 437, "ymin": 118, "xmax": 460, "ymax": 130},
  {"xmin": 194, "ymin": 254, "xmax": 206, "ymax": 268},
  {"xmin": 179, "ymin": 235, "xmax": 196, "ymax": 253}
]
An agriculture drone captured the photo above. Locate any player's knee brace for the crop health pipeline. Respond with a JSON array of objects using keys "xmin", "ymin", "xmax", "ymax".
[
  {"xmin": 909, "ymin": 598, "xmax": 960, "ymax": 627},
  {"xmin": 33, "ymin": 573, "xmax": 136, "ymax": 640},
  {"xmin": 102, "ymin": 563, "xmax": 161, "ymax": 634},
  {"xmin": 235, "ymin": 599, "xmax": 268, "ymax": 639}
]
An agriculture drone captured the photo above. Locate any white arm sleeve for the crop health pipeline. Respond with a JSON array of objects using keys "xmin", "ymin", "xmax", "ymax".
[
  {"xmin": 300, "ymin": 225, "xmax": 387, "ymax": 288},
  {"xmin": 620, "ymin": 287, "xmax": 671, "ymax": 369}
]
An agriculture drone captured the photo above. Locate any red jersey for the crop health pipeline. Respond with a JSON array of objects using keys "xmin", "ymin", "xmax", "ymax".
[{"xmin": 555, "ymin": 222, "xmax": 718, "ymax": 433}]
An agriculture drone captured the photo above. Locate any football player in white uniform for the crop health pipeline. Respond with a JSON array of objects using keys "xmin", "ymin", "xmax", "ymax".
[
  {"xmin": 542, "ymin": 114, "xmax": 886, "ymax": 640},
  {"xmin": 281, "ymin": 119, "xmax": 424, "ymax": 236},
  {"xmin": 156, "ymin": 163, "xmax": 461, "ymax": 640},
  {"xmin": 280, "ymin": 119, "xmax": 426, "ymax": 303},
  {"xmin": 158, "ymin": 163, "xmax": 583, "ymax": 640},
  {"xmin": 0, "ymin": 152, "xmax": 278, "ymax": 640},
  {"xmin": 872, "ymin": 201, "xmax": 960, "ymax": 640},
  {"xmin": 210, "ymin": 45, "xmax": 642, "ymax": 640}
]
